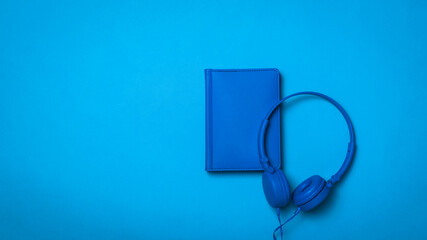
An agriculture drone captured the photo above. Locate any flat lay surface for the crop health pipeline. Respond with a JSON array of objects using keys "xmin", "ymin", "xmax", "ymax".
[{"xmin": 1, "ymin": 0, "xmax": 426, "ymax": 239}]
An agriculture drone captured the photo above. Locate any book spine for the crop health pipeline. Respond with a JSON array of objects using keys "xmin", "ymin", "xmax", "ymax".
[{"xmin": 205, "ymin": 69, "xmax": 212, "ymax": 171}]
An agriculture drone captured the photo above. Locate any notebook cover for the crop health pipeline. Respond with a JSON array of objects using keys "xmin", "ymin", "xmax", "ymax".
[{"xmin": 205, "ymin": 68, "xmax": 281, "ymax": 171}]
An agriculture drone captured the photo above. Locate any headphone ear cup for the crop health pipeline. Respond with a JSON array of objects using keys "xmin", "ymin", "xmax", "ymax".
[
  {"xmin": 262, "ymin": 170, "xmax": 290, "ymax": 208},
  {"xmin": 292, "ymin": 175, "xmax": 331, "ymax": 211}
]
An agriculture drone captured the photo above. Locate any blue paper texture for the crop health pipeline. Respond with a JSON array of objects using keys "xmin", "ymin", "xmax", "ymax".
[{"xmin": 0, "ymin": 0, "xmax": 426, "ymax": 240}]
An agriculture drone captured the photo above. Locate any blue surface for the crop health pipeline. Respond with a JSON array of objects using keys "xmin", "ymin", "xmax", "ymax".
[{"xmin": 0, "ymin": 0, "xmax": 426, "ymax": 239}]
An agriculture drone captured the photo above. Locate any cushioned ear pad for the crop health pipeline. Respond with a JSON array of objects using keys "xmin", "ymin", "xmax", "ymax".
[
  {"xmin": 292, "ymin": 175, "xmax": 331, "ymax": 211},
  {"xmin": 262, "ymin": 170, "xmax": 290, "ymax": 208}
]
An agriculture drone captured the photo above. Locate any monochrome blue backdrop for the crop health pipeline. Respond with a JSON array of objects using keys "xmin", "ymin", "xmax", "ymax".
[{"xmin": 1, "ymin": 0, "xmax": 426, "ymax": 239}]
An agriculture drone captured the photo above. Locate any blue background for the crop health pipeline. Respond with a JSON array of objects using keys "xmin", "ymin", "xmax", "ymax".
[{"xmin": 1, "ymin": 0, "xmax": 426, "ymax": 239}]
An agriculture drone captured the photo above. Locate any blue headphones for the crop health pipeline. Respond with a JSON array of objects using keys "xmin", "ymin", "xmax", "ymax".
[{"xmin": 258, "ymin": 92, "xmax": 355, "ymax": 238}]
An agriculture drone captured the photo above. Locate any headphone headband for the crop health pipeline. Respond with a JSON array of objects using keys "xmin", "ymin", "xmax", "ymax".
[{"xmin": 258, "ymin": 91, "xmax": 355, "ymax": 186}]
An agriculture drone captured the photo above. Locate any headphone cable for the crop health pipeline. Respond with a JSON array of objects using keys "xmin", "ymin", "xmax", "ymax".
[
  {"xmin": 273, "ymin": 208, "xmax": 301, "ymax": 240},
  {"xmin": 276, "ymin": 208, "xmax": 283, "ymax": 240}
]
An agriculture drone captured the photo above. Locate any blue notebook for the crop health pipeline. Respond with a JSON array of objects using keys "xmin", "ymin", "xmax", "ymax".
[{"xmin": 205, "ymin": 68, "xmax": 281, "ymax": 171}]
